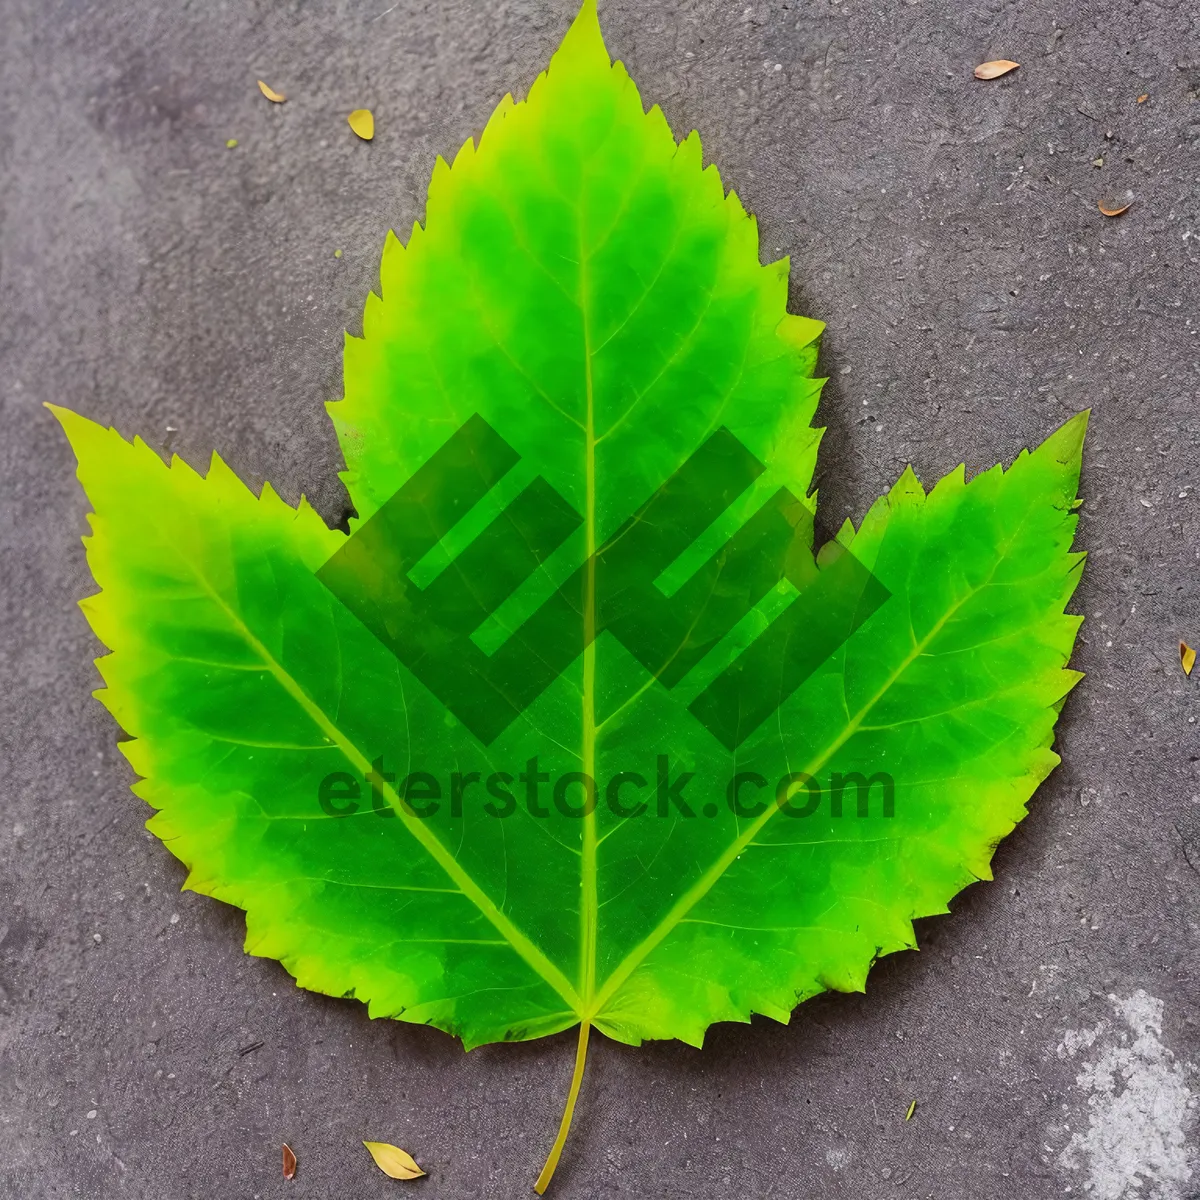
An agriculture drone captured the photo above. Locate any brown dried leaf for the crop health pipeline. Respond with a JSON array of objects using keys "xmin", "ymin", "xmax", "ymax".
[
  {"xmin": 258, "ymin": 80, "xmax": 287, "ymax": 103},
  {"xmin": 1181, "ymin": 641, "xmax": 1196, "ymax": 677},
  {"xmin": 282, "ymin": 1144, "xmax": 297, "ymax": 1180},
  {"xmin": 974, "ymin": 59, "xmax": 1020, "ymax": 80},
  {"xmin": 363, "ymin": 1141, "xmax": 425, "ymax": 1180},
  {"xmin": 1136, "ymin": 93, "xmax": 1148, "ymax": 104},
  {"xmin": 1097, "ymin": 196, "xmax": 1132, "ymax": 217},
  {"xmin": 348, "ymin": 108, "xmax": 375, "ymax": 140}
]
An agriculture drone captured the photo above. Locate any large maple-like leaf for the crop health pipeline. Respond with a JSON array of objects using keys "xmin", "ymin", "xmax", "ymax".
[{"xmin": 53, "ymin": 2, "xmax": 1085, "ymax": 1188}]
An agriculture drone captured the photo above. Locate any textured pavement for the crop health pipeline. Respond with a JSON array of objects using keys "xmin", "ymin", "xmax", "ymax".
[{"xmin": 2, "ymin": 1, "xmax": 1199, "ymax": 1197}]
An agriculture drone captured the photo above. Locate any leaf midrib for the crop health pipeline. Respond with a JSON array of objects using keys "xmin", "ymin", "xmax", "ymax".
[{"xmin": 577, "ymin": 197, "xmax": 600, "ymax": 1011}]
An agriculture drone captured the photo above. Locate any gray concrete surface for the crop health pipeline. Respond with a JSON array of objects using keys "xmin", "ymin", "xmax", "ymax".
[{"xmin": 2, "ymin": 0, "xmax": 1199, "ymax": 1197}]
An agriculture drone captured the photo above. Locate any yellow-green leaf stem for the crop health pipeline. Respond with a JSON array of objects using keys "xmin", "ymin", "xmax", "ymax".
[{"xmin": 534, "ymin": 1020, "xmax": 592, "ymax": 1194}]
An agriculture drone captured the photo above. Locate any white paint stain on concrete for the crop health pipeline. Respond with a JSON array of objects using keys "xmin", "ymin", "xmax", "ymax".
[
  {"xmin": 1058, "ymin": 990, "xmax": 1195, "ymax": 1199},
  {"xmin": 824, "ymin": 1146, "xmax": 850, "ymax": 1172}
]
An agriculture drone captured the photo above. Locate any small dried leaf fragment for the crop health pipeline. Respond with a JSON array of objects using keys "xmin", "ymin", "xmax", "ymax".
[
  {"xmin": 1181, "ymin": 641, "xmax": 1196, "ymax": 676},
  {"xmin": 1097, "ymin": 196, "xmax": 1132, "ymax": 217},
  {"xmin": 258, "ymin": 80, "xmax": 287, "ymax": 103},
  {"xmin": 348, "ymin": 109, "xmax": 375, "ymax": 140},
  {"xmin": 363, "ymin": 1142, "xmax": 425, "ymax": 1180},
  {"xmin": 1137, "ymin": 93, "xmax": 1149, "ymax": 103},
  {"xmin": 282, "ymin": 1143, "xmax": 297, "ymax": 1180},
  {"xmin": 974, "ymin": 59, "xmax": 1020, "ymax": 80}
]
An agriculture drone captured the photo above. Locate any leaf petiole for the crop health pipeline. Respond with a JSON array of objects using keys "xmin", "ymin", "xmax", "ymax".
[{"xmin": 533, "ymin": 1019, "xmax": 592, "ymax": 1194}]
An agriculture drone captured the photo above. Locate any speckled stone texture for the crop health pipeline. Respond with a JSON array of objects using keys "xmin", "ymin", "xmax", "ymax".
[{"xmin": 1, "ymin": 1, "xmax": 1198, "ymax": 1197}]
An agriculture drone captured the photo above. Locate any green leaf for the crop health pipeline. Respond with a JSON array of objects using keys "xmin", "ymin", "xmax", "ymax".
[{"xmin": 52, "ymin": 1, "xmax": 1086, "ymax": 1187}]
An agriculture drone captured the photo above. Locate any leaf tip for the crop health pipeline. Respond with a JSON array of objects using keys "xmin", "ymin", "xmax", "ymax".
[
  {"xmin": 1037, "ymin": 409, "xmax": 1089, "ymax": 472},
  {"xmin": 45, "ymin": 401, "xmax": 79, "ymax": 429},
  {"xmin": 891, "ymin": 462, "xmax": 925, "ymax": 504},
  {"xmin": 46, "ymin": 404, "xmax": 106, "ymax": 459},
  {"xmin": 556, "ymin": 0, "xmax": 608, "ymax": 69}
]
